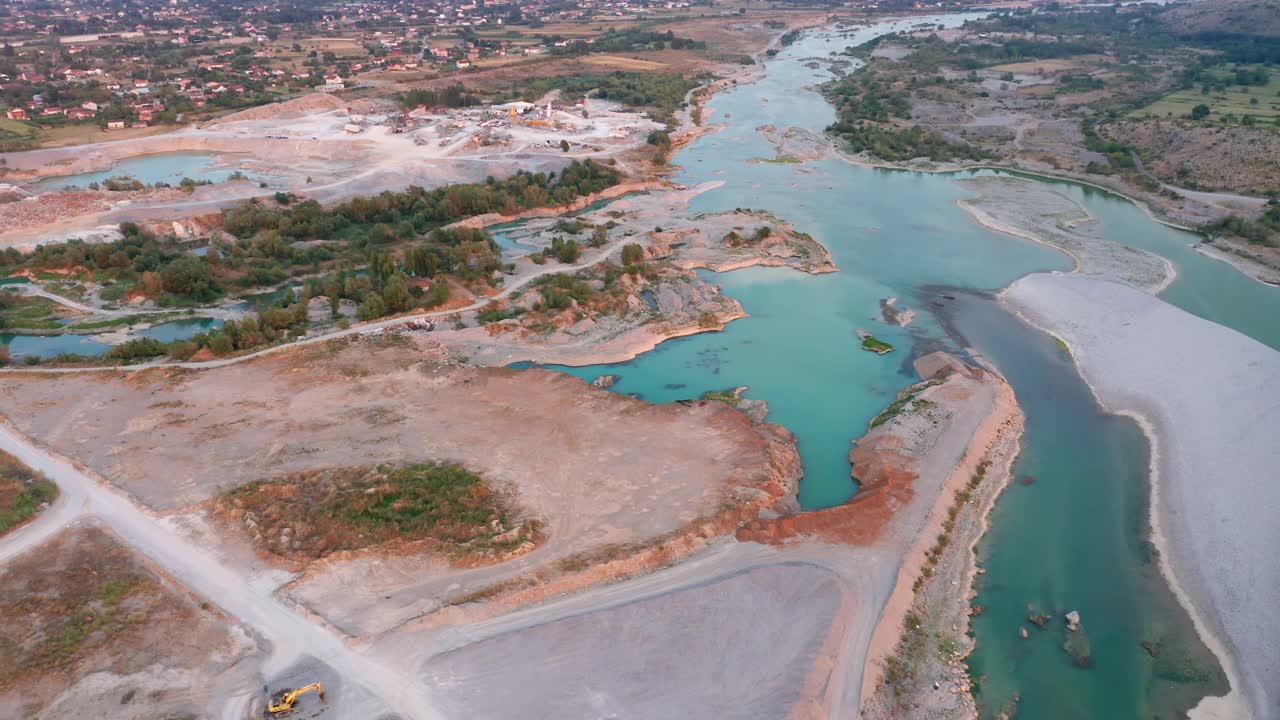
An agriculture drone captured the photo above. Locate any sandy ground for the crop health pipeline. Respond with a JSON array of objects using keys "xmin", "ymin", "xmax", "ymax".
[
  {"xmin": 419, "ymin": 563, "xmax": 844, "ymax": 720},
  {"xmin": 955, "ymin": 175, "xmax": 1174, "ymax": 293},
  {"xmin": 0, "ymin": 420, "xmax": 440, "ymax": 720},
  {"xmin": 1003, "ymin": 273, "xmax": 1280, "ymax": 720},
  {"xmin": 0, "ymin": 98, "xmax": 661, "ymax": 247},
  {"xmin": 0, "ymin": 335, "xmax": 798, "ymax": 635},
  {"xmin": 729, "ymin": 353, "xmax": 1017, "ymax": 718},
  {"xmin": 0, "ymin": 525, "xmax": 259, "ymax": 720},
  {"xmin": 858, "ymin": 361, "xmax": 1022, "ymax": 719}
]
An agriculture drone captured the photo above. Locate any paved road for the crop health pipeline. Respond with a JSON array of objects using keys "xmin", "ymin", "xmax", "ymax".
[{"xmin": 0, "ymin": 422, "xmax": 445, "ymax": 720}]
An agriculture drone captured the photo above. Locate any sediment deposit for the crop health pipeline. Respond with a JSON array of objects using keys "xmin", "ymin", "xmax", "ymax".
[
  {"xmin": 1004, "ymin": 273, "xmax": 1280, "ymax": 719},
  {"xmin": 955, "ymin": 176, "xmax": 1174, "ymax": 293}
]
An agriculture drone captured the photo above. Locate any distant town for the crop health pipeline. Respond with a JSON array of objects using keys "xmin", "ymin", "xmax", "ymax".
[{"xmin": 0, "ymin": 0, "xmax": 989, "ymax": 142}]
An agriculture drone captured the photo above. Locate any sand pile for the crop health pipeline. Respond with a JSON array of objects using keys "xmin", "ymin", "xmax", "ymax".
[{"xmin": 208, "ymin": 92, "xmax": 347, "ymax": 124}]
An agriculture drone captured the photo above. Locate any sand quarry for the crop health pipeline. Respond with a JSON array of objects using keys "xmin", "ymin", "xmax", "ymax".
[
  {"xmin": 0, "ymin": 320, "xmax": 1012, "ymax": 720},
  {"xmin": 0, "ymin": 95, "xmax": 662, "ymax": 249}
]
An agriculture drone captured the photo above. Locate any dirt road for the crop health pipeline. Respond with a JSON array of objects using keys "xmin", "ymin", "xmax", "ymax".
[
  {"xmin": 1, "ymin": 222, "xmax": 671, "ymax": 375},
  {"xmin": 0, "ymin": 421, "xmax": 445, "ymax": 720}
]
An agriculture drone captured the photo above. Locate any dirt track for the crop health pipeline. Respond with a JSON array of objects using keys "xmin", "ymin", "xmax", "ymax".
[{"xmin": 0, "ymin": 421, "xmax": 444, "ymax": 720}]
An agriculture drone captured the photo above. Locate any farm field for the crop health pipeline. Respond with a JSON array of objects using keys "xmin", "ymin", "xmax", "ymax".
[{"xmin": 1131, "ymin": 64, "xmax": 1280, "ymax": 125}]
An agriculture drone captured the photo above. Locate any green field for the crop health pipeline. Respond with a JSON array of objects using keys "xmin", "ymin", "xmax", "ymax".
[
  {"xmin": 0, "ymin": 116, "xmax": 38, "ymax": 150},
  {"xmin": 1131, "ymin": 65, "xmax": 1280, "ymax": 125}
]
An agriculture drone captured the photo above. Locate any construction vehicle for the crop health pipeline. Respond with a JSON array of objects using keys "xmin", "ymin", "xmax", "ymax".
[{"xmin": 263, "ymin": 682, "xmax": 326, "ymax": 716}]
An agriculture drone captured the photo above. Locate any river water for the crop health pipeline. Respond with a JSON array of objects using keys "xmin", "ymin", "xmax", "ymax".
[{"xmin": 536, "ymin": 15, "xmax": 1279, "ymax": 719}]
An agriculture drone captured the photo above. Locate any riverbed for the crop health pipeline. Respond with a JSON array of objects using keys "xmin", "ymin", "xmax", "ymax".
[{"xmin": 541, "ymin": 15, "xmax": 1279, "ymax": 718}]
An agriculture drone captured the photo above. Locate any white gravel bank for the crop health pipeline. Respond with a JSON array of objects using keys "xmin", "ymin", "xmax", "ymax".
[{"xmin": 1003, "ymin": 272, "xmax": 1280, "ymax": 719}]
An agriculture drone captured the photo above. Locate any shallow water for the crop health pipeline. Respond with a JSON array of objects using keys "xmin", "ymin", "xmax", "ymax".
[
  {"xmin": 0, "ymin": 332, "xmax": 110, "ymax": 358},
  {"xmin": 135, "ymin": 317, "xmax": 224, "ymax": 343},
  {"xmin": 944, "ymin": 292, "xmax": 1227, "ymax": 718},
  {"xmin": 0, "ymin": 317, "xmax": 224, "ymax": 359},
  {"xmin": 538, "ymin": 16, "xmax": 1280, "ymax": 717},
  {"xmin": 29, "ymin": 152, "xmax": 262, "ymax": 190}
]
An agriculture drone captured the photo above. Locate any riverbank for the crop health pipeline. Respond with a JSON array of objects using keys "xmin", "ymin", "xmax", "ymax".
[
  {"xmin": 1002, "ymin": 273, "xmax": 1279, "ymax": 719},
  {"xmin": 858, "ymin": 361, "xmax": 1021, "ymax": 718},
  {"xmin": 730, "ymin": 352, "xmax": 1022, "ymax": 716},
  {"xmin": 954, "ymin": 175, "xmax": 1175, "ymax": 294},
  {"xmin": 1193, "ymin": 240, "xmax": 1280, "ymax": 288}
]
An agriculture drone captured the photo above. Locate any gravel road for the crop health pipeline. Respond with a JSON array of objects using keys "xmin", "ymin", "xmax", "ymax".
[{"xmin": 0, "ymin": 422, "xmax": 446, "ymax": 720}]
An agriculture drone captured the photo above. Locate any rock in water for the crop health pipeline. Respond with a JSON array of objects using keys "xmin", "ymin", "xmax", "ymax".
[
  {"xmin": 734, "ymin": 398, "xmax": 770, "ymax": 424},
  {"xmin": 1066, "ymin": 610, "xmax": 1081, "ymax": 632},
  {"xmin": 1019, "ymin": 627, "xmax": 1030, "ymax": 639},
  {"xmin": 591, "ymin": 374, "xmax": 621, "ymax": 389},
  {"xmin": 880, "ymin": 297, "xmax": 916, "ymax": 327}
]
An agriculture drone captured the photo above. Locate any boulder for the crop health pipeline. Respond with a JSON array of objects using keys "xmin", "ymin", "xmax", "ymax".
[
  {"xmin": 591, "ymin": 374, "xmax": 621, "ymax": 389},
  {"xmin": 1066, "ymin": 610, "xmax": 1081, "ymax": 632}
]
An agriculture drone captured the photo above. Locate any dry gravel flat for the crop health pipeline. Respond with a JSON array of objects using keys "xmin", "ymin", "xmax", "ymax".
[
  {"xmin": 955, "ymin": 175, "xmax": 1174, "ymax": 293},
  {"xmin": 1004, "ymin": 273, "xmax": 1280, "ymax": 720},
  {"xmin": 0, "ymin": 335, "xmax": 793, "ymax": 636},
  {"xmin": 420, "ymin": 562, "xmax": 846, "ymax": 720}
]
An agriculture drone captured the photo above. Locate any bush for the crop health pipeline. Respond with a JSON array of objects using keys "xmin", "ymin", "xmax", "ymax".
[
  {"xmin": 104, "ymin": 337, "xmax": 168, "ymax": 362},
  {"xmin": 208, "ymin": 333, "xmax": 234, "ymax": 356},
  {"xmin": 621, "ymin": 243, "xmax": 645, "ymax": 265}
]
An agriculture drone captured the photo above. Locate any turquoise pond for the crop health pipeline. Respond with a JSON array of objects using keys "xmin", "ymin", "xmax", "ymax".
[
  {"xmin": 0, "ymin": 317, "xmax": 223, "ymax": 358},
  {"xmin": 527, "ymin": 16, "xmax": 1279, "ymax": 719},
  {"xmin": 29, "ymin": 152, "xmax": 263, "ymax": 190}
]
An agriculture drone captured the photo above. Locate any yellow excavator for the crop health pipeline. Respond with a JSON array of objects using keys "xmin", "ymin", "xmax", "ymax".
[{"xmin": 263, "ymin": 682, "xmax": 326, "ymax": 716}]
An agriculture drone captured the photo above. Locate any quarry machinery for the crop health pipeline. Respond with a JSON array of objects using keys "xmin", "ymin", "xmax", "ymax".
[{"xmin": 264, "ymin": 682, "xmax": 326, "ymax": 716}]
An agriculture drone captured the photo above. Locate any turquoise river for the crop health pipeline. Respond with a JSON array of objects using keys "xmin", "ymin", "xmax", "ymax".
[{"xmin": 531, "ymin": 15, "xmax": 1279, "ymax": 719}]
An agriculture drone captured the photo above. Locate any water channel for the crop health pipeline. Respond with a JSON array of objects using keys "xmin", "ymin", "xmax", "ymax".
[{"xmin": 537, "ymin": 15, "xmax": 1276, "ymax": 718}]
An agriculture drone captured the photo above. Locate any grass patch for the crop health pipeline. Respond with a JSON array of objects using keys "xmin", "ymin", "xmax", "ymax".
[
  {"xmin": 0, "ymin": 528, "xmax": 164, "ymax": 689},
  {"xmin": 1129, "ymin": 64, "xmax": 1280, "ymax": 125},
  {"xmin": 1054, "ymin": 336, "xmax": 1074, "ymax": 362},
  {"xmin": 218, "ymin": 463, "xmax": 538, "ymax": 560},
  {"xmin": 861, "ymin": 335, "xmax": 895, "ymax": 354},
  {"xmin": 870, "ymin": 379, "xmax": 942, "ymax": 429},
  {"xmin": 701, "ymin": 387, "xmax": 745, "ymax": 404},
  {"xmin": 0, "ymin": 293, "xmax": 71, "ymax": 330},
  {"xmin": 0, "ymin": 450, "xmax": 58, "ymax": 536}
]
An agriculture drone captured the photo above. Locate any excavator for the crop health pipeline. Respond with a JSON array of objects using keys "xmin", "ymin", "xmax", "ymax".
[{"xmin": 263, "ymin": 682, "xmax": 326, "ymax": 717}]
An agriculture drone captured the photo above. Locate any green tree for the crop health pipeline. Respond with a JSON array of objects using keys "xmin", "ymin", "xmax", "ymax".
[
  {"xmin": 621, "ymin": 243, "xmax": 645, "ymax": 265},
  {"xmin": 357, "ymin": 293, "xmax": 387, "ymax": 320},
  {"xmin": 590, "ymin": 226, "xmax": 608, "ymax": 247},
  {"xmin": 381, "ymin": 273, "xmax": 413, "ymax": 313},
  {"xmin": 1190, "ymin": 104, "xmax": 1211, "ymax": 120},
  {"xmin": 159, "ymin": 257, "xmax": 218, "ymax": 301}
]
